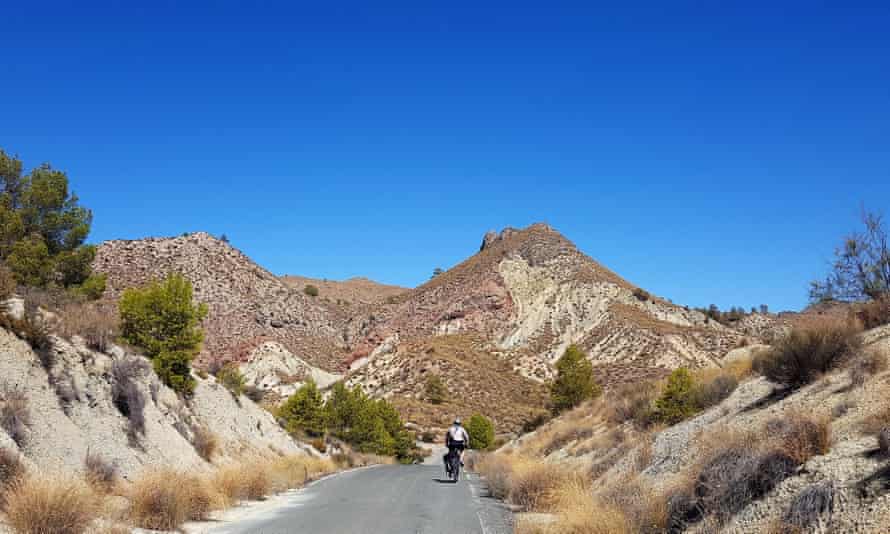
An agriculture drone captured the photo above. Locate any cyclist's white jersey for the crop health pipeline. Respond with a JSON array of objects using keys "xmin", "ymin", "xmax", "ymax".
[{"xmin": 447, "ymin": 425, "xmax": 469, "ymax": 444}]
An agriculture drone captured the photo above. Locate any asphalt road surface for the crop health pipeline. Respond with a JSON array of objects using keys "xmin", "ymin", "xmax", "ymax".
[{"xmin": 196, "ymin": 464, "xmax": 513, "ymax": 534}]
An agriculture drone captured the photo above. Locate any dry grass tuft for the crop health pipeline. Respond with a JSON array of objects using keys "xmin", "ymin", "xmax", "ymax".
[
  {"xmin": 128, "ymin": 469, "xmax": 223, "ymax": 530},
  {"xmin": 4, "ymin": 475, "xmax": 99, "ymax": 534},
  {"xmin": 1, "ymin": 385, "xmax": 31, "ymax": 447},
  {"xmin": 192, "ymin": 426, "xmax": 219, "ymax": 462},
  {"xmin": 606, "ymin": 381, "xmax": 659, "ymax": 428},
  {"xmin": 0, "ymin": 447, "xmax": 26, "ymax": 506},
  {"xmin": 766, "ymin": 412, "xmax": 832, "ymax": 464},
  {"xmin": 516, "ymin": 478, "xmax": 631, "ymax": 534},
  {"xmin": 58, "ymin": 301, "xmax": 118, "ymax": 353},
  {"xmin": 84, "ymin": 450, "xmax": 117, "ymax": 493},
  {"xmin": 848, "ymin": 349, "xmax": 888, "ymax": 388},
  {"xmin": 508, "ymin": 459, "xmax": 574, "ymax": 512}
]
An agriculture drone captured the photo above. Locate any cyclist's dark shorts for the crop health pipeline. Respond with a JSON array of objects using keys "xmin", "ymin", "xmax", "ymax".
[{"xmin": 449, "ymin": 441, "xmax": 466, "ymax": 452}]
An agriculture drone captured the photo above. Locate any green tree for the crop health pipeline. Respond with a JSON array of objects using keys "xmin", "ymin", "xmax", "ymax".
[
  {"xmin": 279, "ymin": 379, "xmax": 326, "ymax": 437},
  {"xmin": 0, "ymin": 149, "xmax": 95, "ymax": 288},
  {"xmin": 324, "ymin": 382, "xmax": 365, "ymax": 438},
  {"xmin": 465, "ymin": 414, "xmax": 495, "ymax": 450},
  {"xmin": 550, "ymin": 344, "xmax": 601, "ymax": 414},
  {"xmin": 118, "ymin": 274, "xmax": 207, "ymax": 395},
  {"xmin": 431, "ymin": 267, "xmax": 444, "ymax": 278},
  {"xmin": 424, "ymin": 374, "xmax": 447, "ymax": 405},
  {"xmin": 6, "ymin": 233, "xmax": 52, "ymax": 286},
  {"xmin": 653, "ymin": 368, "xmax": 698, "ymax": 425}
]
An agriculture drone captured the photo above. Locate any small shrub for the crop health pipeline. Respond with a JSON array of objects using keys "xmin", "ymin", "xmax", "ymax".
[
  {"xmin": 424, "ymin": 374, "xmax": 447, "ymax": 405},
  {"xmin": 192, "ymin": 426, "xmax": 219, "ymax": 462},
  {"xmin": 693, "ymin": 372, "xmax": 738, "ymax": 410},
  {"xmin": 72, "ymin": 273, "xmax": 106, "ymax": 301},
  {"xmin": 111, "ymin": 357, "xmax": 149, "ymax": 436},
  {"xmin": 474, "ymin": 454, "xmax": 515, "ymax": 500},
  {"xmin": 632, "ymin": 288, "xmax": 651, "ymax": 302},
  {"xmin": 877, "ymin": 427, "xmax": 890, "ymax": 455},
  {"xmin": 607, "ymin": 382, "xmax": 658, "ymax": 428},
  {"xmin": 847, "ymin": 349, "xmax": 888, "ymax": 388},
  {"xmin": 854, "ymin": 296, "xmax": 890, "ymax": 329},
  {"xmin": 0, "ymin": 447, "xmax": 25, "ymax": 505},
  {"xmin": 758, "ymin": 320, "xmax": 862, "ymax": 389},
  {"xmin": 152, "ymin": 350, "xmax": 197, "ymax": 396},
  {"xmin": 303, "ymin": 284, "xmax": 319, "ymax": 297},
  {"xmin": 766, "ymin": 413, "xmax": 832, "ymax": 464},
  {"xmin": 278, "ymin": 379, "xmax": 325, "ymax": 437},
  {"xmin": 1, "ymin": 386, "xmax": 30, "ymax": 446},
  {"xmin": 244, "ymin": 385, "xmax": 265, "ymax": 403},
  {"xmin": 421, "ymin": 430, "xmax": 436, "ymax": 443},
  {"xmin": 653, "ymin": 368, "xmax": 697, "ymax": 425},
  {"xmin": 517, "ymin": 478, "xmax": 633, "ymax": 534},
  {"xmin": 84, "ymin": 450, "xmax": 117, "ymax": 492},
  {"xmin": 310, "ymin": 437, "xmax": 326, "ymax": 453},
  {"xmin": 522, "ymin": 411, "xmax": 550, "ymax": 433},
  {"xmin": 781, "ymin": 481, "xmax": 835, "ymax": 531},
  {"xmin": 5, "ymin": 475, "xmax": 99, "ymax": 534},
  {"xmin": 216, "ymin": 363, "xmax": 246, "ymax": 397},
  {"xmin": 466, "ymin": 413, "xmax": 495, "ymax": 450},
  {"xmin": 0, "ymin": 263, "xmax": 16, "ymax": 300}
]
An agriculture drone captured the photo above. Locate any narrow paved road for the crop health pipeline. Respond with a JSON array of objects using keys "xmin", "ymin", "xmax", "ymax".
[{"xmin": 195, "ymin": 465, "xmax": 513, "ymax": 534}]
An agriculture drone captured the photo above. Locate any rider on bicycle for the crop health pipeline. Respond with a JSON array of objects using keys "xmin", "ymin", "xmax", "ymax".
[{"xmin": 444, "ymin": 417, "xmax": 470, "ymax": 467}]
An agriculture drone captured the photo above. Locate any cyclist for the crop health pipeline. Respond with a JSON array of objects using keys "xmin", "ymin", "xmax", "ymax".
[{"xmin": 444, "ymin": 417, "xmax": 470, "ymax": 471}]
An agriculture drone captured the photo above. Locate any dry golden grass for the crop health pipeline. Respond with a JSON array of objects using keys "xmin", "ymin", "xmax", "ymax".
[
  {"xmin": 515, "ymin": 481, "xmax": 630, "ymax": 534},
  {"xmin": 127, "ymin": 469, "xmax": 224, "ymax": 530},
  {"xmin": 192, "ymin": 426, "xmax": 219, "ymax": 462},
  {"xmin": 4, "ymin": 475, "xmax": 99, "ymax": 534}
]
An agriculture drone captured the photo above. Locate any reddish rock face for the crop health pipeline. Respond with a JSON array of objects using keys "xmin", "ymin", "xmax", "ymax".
[{"xmin": 93, "ymin": 232, "xmax": 352, "ymax": 371}]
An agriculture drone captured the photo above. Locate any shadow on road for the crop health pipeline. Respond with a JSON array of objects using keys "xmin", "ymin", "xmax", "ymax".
[{"xmin": 432, "ymin": 478, "xmax": 459, "ymax": 484}]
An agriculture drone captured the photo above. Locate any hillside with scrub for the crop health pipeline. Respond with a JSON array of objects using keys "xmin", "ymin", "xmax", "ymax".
[{"xmin": 470, "ymin": 213, "xmax": 890, "ymax": 533}]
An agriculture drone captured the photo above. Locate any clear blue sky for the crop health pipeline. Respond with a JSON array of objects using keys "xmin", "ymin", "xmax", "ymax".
[{"xmin": 3, "ymin": 2, "xmax": 889, "ymax": 312}]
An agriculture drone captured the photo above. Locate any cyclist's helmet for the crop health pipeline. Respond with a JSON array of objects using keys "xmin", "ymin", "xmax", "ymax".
[{"xmin": 454, "ymin": 417, "xmax": 462, "ymax": 425}]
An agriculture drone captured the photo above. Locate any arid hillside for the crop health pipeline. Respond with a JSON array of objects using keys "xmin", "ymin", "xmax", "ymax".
[
  {"xmin": 94, "ymin": 232, "xmax": 352, "ymax": 372},
  {"xmin": 351, "ymin": 224, "xmax": 746, "ymax": 384},
  {"xmin": 280, "ymin": 275, "xmax": 409, "ymax": 308}
]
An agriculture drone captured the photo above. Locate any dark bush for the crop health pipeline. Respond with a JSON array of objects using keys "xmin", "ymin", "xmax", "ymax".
[
  {"xmin": 111, "ymin": 357, "xmax": 149, "ymax": 436},
  {"xmin": 607, "ymin": 381, "xmax": 658, "ymax": 428},
  {"xmin": 632, "ymin": 288, "xmax": 651, "ymax": 302},
  {"xmin": 782, "ymin": 481, "xmax": 835, "ymax": 531},
  {"xmin": 878, "ymin": 427, "xmax": 890, "ymax": 455},
  {"xmin": 303, "ymin": 285, "xmax": 319, "ymax": 297},
  {"xmin": 758, "ymin": 320, "xmax": 861, "ymax": 389},
  {"xmin": 466, "ymin": 414, "xmax": 495, "ymax": 450},
  {"xmin": 0, "ymin": 386, "xmax": 30, "ymax": 446},
  {"xmin": 244, "ymin": 385, "xmax": 265, "ymax": 403},
  {"xmin": 0, "ymin": 447, "xmax": 25, "ymax": 506},
  {"xmin": 420, "ymin": 430, "xmax": 436, "ymax": 443}
]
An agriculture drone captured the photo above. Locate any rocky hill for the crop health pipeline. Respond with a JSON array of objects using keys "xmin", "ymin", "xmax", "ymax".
[
  {"xmin": 350, "ymin": 224, "xmax": 745, "ymax": 385},
  {"xmin": 94, "ymin": 233, "xmax": 352, "ymax": 373}
]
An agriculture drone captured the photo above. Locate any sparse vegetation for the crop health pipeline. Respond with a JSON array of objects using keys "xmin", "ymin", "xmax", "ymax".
[
  {"xmin": 780, "ymin": 481, "xmax": 836, "ymax": 532},
  {"xmin": 632, "ymin": 287, "xmax": 651, "ymax": 302},
  {"xmin": 4, "ymin": 475, "xmax": 99, "ymax": 534},
  {"xmin": 810, "ymin": 209, "xmax": 890, "ymax": 302},
  {"xmin": 127, "ymin": 469, "xmax": 218, "ymax": 530},
  {"xmin": 466, "ymin": 413, "xmax": 495, "ymax": 450},
  {"xmin": 58, "ymin": 300, "xmax": 117, "ymax": 352},
  {"xmin": 110, "ymin": 357, "xmax": 149, "ymax": 437},
  {"xmin": 216, "ymin": 363, "xmax": 246, "ymax": 397},
  {"xmin": 84, "ymin": 450, "xmax": 117, "ymax": 493},
  {"xmin": 424, "ymin": 374, "xmax": 447, "ymax": 404},
  {"xmin": 847, "ymin": 348, "xmax": 888, "ymax": 388},
  {"xmin": 0, "ymin": 447, "xmax": 25, "ymax": 505},
  {"xmin": 119, "ymin": 274, "xmax": 207, "ymax": 395},
  {"xmin": 191, "ymin": 426, "xmax": 219, "ymax": 462},
  {"xmin": 757, "ymin": 318, "xmax": 862, "ymax": 389},
  {"xmin": 550, "ymin": 345, "xmax": 601, "ymax": 414},
  {"xmin": 653, "ymin": 368, "xmax": 697, "ymax": 425},
  {"xmin": 303, "ymin": 284, "xmax": 319, "ymax": 297},
  {"xmin": 1, "ymin": 385, "xmax": 30, "ymax": 447}
]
